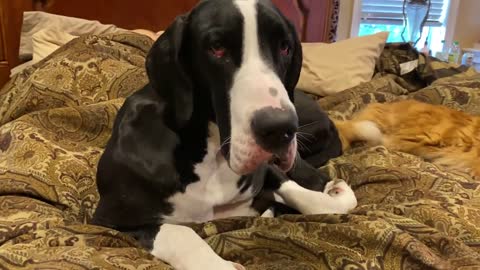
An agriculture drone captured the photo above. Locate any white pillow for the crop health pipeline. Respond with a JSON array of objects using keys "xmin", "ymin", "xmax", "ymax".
[
  {"xmin": 131, "ymin": 29, "xmax": 165, "ymax": 41},
  {"xmin": 10, "ymin": 28, "xmax": 78, "ymax": 77},
  {"xmin": 297, "ymin": 31, "xmax": 389, "ymax": 96},
  {"xmin": 20, "ymin": 11, "xmax": 126, "ymax": 61},
  {"xmin": 10, "ymin": 28, "xmax": 161, "ymax": 78},
  {"xmin": 32, "ymin": 29, "xmax": 77, "ymax": 63}
]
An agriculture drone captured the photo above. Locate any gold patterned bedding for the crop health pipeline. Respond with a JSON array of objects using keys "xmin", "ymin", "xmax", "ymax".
[{"xmin": 0, "ymin": 33, "xmax": 479, "ymax": 269}]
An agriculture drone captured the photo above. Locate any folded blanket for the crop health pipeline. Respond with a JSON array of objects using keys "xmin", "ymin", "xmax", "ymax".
[{"xmin": 0, "ymin": 33, "xmax": 479, "ymax": 269}]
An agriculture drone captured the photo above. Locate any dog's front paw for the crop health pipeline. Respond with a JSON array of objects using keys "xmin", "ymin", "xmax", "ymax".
[
  {"xmin": 260, "ymin": 207, "xmax": 275, "ymax": 218},
  {"xmin": 230, "ymin": 262, "xmax": 246, "ymax": 270},
  {"xmin": 323, "ymin": 179, "xmax": 357, "ymax": 213}
]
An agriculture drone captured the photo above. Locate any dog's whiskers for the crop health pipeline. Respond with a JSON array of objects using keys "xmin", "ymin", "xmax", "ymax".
[
  {"xmin": 297, "ymin": 140, "xmax": 311, "ymax": 153},
  {"xmin": 297, "ymin": 131, "xmax": 314, "ymax": 137},
  {"xmin": 297, "ymin": 132, "xmax": 314, "ymax": 142},
  {"xmin": 216, "ymin": 136, "xmax": 231, "ymax": 155},
  {"xmin": 220, "ymin": 136, "xmax": 231, "ymax": 148},
  {"xmin": 296, "ymin": 139, "xmax": 309, "ymax": 152},
  {"xmin": 297, "ymin": 135, "xmax": 312, "ymax": 145},
  {"xmin": 291, "ymin": 152, "xmax": 299, "ymax": 171},
  {"xmin": 298, "ymin": 120, "xmax": 322, "ymax": 129},
  {"xmin": 296, "ymin": 133, "xmax": 312, "ymax": 153}
]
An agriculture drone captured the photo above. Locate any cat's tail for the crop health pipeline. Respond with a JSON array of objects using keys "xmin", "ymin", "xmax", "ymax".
[{"xmin": 334, "ymin": 120, "xmax": 383, "ymax": 151}]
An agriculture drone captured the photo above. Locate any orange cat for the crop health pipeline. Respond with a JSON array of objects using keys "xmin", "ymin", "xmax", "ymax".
[{"xmin": 334, "ymin": 100, "xmax": 480, "ymax": 178}]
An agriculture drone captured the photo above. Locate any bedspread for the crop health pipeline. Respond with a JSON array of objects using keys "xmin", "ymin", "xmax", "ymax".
[{"xmin": 0, "ymin": 33, "xmax": 479, "ymax": 269}]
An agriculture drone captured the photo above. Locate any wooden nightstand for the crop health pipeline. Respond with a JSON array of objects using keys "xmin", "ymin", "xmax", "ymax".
[{"xmin": 0, "ymin": 0, "xmax": 24, "ymax": 88}]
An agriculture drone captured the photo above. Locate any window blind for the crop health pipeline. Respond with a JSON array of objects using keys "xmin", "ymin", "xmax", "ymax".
[{"xmin": 361, "ymin": 0, "xmax": 447, "ymax": 26}]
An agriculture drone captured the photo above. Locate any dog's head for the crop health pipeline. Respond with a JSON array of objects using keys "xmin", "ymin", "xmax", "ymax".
[{"xmin": 147, "ymin": 0, "xmax": 302, "ymax": 175}]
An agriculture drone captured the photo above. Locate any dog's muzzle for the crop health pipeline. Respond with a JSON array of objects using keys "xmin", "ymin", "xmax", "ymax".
[{"xmin": 251, "ymin": 106, "xmax": 298, "ymax": 170}]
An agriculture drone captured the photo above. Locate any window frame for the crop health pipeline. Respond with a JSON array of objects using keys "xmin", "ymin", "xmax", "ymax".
[{"xmin": 350, "ymin": 0, "xmax": 460, "ymax": 46}]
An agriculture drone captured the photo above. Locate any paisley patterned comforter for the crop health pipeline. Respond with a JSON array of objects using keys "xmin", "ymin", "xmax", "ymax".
[{"xmin": 0, "ymin": 33, "xmax": 479, "ymax": 269}]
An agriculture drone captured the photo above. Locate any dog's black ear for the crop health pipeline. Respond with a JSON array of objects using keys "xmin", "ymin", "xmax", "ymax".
[
  {"xmin": 285, "ymin": 21, "xmax": 303, "ymax": 101},
  {"xmin": 146, "ymin": 14, "xmax": 192, "ymax": 129}
]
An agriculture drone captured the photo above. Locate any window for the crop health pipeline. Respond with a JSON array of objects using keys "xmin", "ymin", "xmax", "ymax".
[{"xmin": 351, "ymin": 0, "xmax": 457, "ymax": 56}]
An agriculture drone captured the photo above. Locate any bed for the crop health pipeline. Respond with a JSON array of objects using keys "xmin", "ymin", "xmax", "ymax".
[{"xmin": 1, "ymin": 1, "xmax": 480, "ymax": 270}]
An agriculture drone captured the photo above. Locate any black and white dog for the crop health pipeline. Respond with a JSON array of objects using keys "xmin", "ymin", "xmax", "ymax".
[{"xmin": 92, "ymin": 0, "xmax": 356, "ymax": 269}]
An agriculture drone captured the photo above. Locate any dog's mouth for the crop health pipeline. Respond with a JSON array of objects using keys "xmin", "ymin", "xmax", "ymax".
[
  {"xmin": 269, "ymin": 141, "xmax": 296, "ymax": 172},
  {"xmin": 269, "ymin": 155, "xmax": 290, "ymax": 171},
  {"xmin": 237, "ymin": 142, "xmax": 296, "ymax": 174},
  {"xmin": 224, "ymin": 137, "xmax": 297, "ymax": 175}
]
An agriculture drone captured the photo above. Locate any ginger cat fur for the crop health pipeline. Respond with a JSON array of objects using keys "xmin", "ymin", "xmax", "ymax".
[{"xmin": 334, "ymin": 100, "xmax": 480, "ymax": 178}]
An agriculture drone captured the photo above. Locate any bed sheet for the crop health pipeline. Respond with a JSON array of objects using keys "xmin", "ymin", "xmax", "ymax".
[{"xmin": 0, "ymin": 33, "xmax": 479, "ymax": 269}]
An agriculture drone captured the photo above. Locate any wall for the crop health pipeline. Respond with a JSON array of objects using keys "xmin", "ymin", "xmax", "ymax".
[
  {"xmin": 452, "ymin": 0, "xmax": 480, "ymax": 48},
  {"xmin": 337, "ymin": 0, "xmax": 354, "ymax": 40}
]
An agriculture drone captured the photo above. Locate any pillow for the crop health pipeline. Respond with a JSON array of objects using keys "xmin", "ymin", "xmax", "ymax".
[
  {"xmin": 10, "ymin": 28, "xmax": 163, "ymax": 78},
  {"xmin": 10, "ymin": 29, "xmax": 77, "ymax": 78},
  {"xmin": 10, "ymin": 29, "xmax": 78, "ymax": 77},
  {"xmin": 297, "ymin": 31, "xmax": 389, "ymax": 96},
  {"xmin": 131, "ymin": 29, "xmax": 164, "ymax": 41},
  {"xmin": 32, "ymin": 29, "xmax": 78, "ymax": 63},
  {"xmin": 20, "ymin": 11, "xmax": 126, "ymax": 61},
  {"xmin": 12, "ymin": 12, "xmax": 164, "ymax": 78}
]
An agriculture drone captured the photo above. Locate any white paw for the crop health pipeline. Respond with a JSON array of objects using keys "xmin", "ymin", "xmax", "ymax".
[
  {"xmin": 261, "ymin": 207, "xmax": 275, "ymax": 218},
  {"xmin": 230, "ymin": 262, "xmax": 246, "ymax": 270},
  {"xmin": 323, "ymin": 179, "xmax": 357, "ymax": 213},
  {"xmin": 178, "ymin": 260, "xmax": 244, "ymax": 270}
]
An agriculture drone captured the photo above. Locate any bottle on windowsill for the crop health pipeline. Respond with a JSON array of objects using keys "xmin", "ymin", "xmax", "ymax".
[
  {"xmin": 448, "ymin": 41, "xmax": 461, "ymax": 64},
  {"xmin": 435, "ymin": 40, "xmax": 448, "ymax": 61}
]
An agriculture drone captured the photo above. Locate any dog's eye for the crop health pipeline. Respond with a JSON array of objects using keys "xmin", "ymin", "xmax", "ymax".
[
  {"xmin": 279, "ymin": 40, "xmax": 291, "ymax": 56},
  {"xmin": 209, "ymin": 42, "xmax": 226, "ymax": 58}
]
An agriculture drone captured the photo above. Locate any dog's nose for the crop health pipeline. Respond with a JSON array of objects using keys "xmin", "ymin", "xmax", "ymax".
[{"xmin": 251, "ymin": 107, "xmax": 298, "ymax": 152}]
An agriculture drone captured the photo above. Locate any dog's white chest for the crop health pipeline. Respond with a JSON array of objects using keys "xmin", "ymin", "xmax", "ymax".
[{"xmin": 162, "ymin": 123, "xmax": 258, "ymax": 224}]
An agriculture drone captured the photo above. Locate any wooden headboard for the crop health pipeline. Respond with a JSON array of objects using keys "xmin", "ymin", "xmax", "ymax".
[
  {"xmin": 31, "ymin": 0, "xmax": 336, "ymax": 42},
  {"xmin": 0, "ymin": 0, "xmax": 337, "ymax": 88}
]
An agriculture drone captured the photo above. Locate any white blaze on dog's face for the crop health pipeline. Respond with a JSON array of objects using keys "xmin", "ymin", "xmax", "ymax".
[
  {"xmin": 186, "ymin": 0, "xmax": 302, "ymax": 175},
  {"xmin": 228, "ymin": 0, "xmax": 299, "ymax": 175}
]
